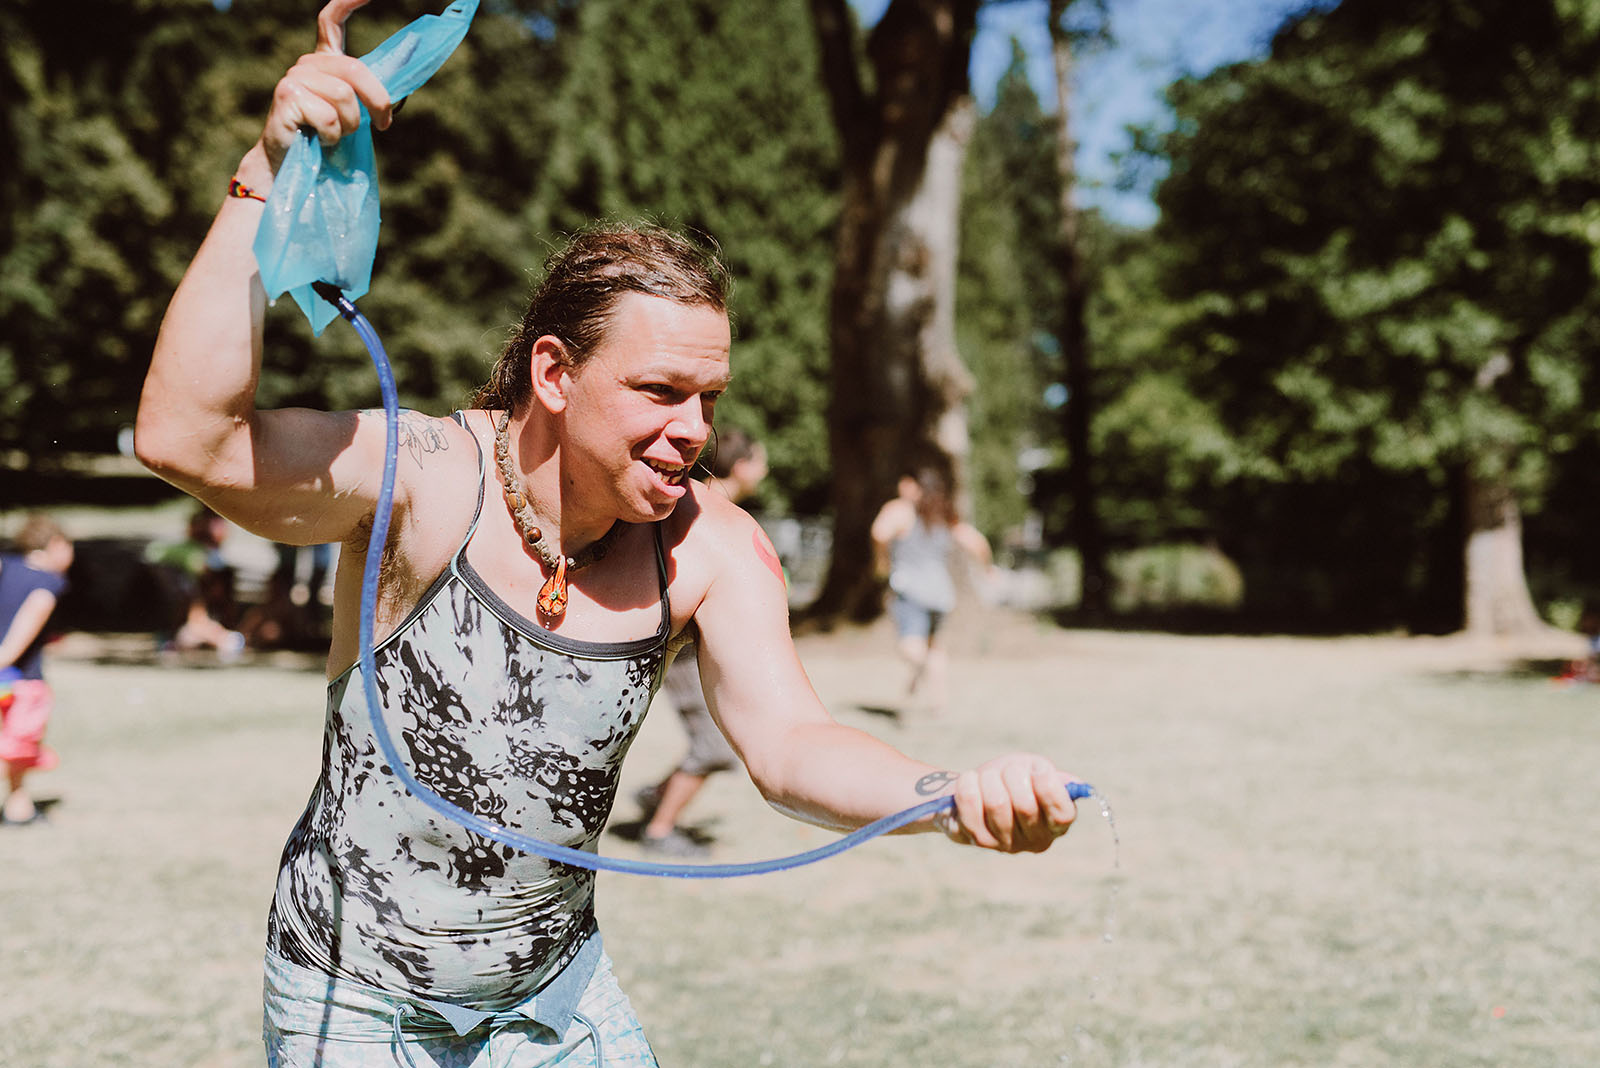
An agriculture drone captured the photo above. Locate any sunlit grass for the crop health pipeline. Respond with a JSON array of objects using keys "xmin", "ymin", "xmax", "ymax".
[{"xmin": 0, "ymin": 621, "xmax": 1594, "ymax": 1066}]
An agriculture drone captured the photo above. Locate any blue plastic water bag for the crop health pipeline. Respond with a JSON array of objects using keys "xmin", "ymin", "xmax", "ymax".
[{"xmin": 253, "ymin": 0, "xmax": 480, "ymax": 334}]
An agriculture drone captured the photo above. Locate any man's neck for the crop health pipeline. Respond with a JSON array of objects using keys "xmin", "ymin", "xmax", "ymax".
[{"xmin": 501, "ymin": 412, "xmax": 617, "ymax": 554}]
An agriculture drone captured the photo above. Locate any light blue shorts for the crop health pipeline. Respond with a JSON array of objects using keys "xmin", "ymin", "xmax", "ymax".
[
  {"xmin": 889, "ymin": 593, "xmax": 945, "ymax": 642},
  {"xmin": 262, "ymin": 941, "xmax": 657, "ymax": 1068}
]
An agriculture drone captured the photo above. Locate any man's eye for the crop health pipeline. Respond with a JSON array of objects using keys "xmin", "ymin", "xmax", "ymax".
[{"xmin": 703, "ymin": 391, "xmax": 724, "ymax": 405}]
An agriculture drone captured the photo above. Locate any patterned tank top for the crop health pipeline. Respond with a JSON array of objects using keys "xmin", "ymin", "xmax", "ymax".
[{"xmin": 266, "ymin": 414, "xmax": 670, "ymax": 1008}]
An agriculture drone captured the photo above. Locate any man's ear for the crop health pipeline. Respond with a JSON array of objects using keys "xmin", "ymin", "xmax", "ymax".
[{"xmin": 528, "ymin": 336, "xmax": 572, "ymax": 415}]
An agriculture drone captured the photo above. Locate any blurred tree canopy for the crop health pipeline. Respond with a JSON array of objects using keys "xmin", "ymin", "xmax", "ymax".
[
  {"xmin": 960, "ymin": 38, "xmax": 1210, "ymax": 556},
  {"xmin": 957, "ymin": 43, "xmax": 1053, "ymax": 542},
  {"xmin": 1, "ymin": 0, "xmax": 838, "ymax": 513},
  {"xmin": 1143, "ymin": 0, "xmax": 1600, "ymax": 629},
  {"xmin": 8, "ymin": 0, "xmax": 1599, "ymax": 632}
]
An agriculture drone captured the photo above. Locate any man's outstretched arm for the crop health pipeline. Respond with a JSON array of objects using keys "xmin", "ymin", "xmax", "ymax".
[{"xmin": 690, "ymin": 500, "xmax": 1077, "ymax": 853}]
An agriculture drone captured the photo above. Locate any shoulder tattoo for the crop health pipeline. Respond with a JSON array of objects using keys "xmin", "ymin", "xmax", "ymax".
[
  {"xmin": 752, "ymin": 526, "xmax": 785, "ymax": 587},
  {"xmin": 395, "ymin": 411, "xmax": 450, "ymax": 469}
]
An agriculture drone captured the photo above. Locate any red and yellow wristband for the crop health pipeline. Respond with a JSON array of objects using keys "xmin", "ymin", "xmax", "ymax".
[{"xmin": 228, "ymin": 177, "xmax": 267, "ymax": 203}]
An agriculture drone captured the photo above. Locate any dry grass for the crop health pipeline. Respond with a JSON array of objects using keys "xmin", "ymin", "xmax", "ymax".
[{"xmin": 1, "ymin": 612, "xmax": 1595, "ymax": 1067}]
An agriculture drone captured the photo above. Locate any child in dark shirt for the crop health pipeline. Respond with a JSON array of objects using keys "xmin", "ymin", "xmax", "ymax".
[{"xmin": 0, "ymin": 513, "xmax": 74, "ymax": 825}]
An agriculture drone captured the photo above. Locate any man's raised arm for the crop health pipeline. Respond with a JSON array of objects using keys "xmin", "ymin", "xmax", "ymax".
[{"xmin": 135, "ymin": 5, "xmax": 398, "ymax": 546}]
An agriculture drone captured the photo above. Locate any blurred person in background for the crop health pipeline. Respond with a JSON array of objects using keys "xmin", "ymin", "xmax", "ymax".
[
  {"xmin": 1558, "ymin": 603, "xmax": 1600, "ymax": 684},
  {"xmin": 147, "ymin": 505, "xmax": 245, "ymax": 658},
  {"xmin": 871, "ymin": 466, "xmax": 995, "ymax": 712},
  {"xmin": 241, "ymin": 542, "xmax": 333, "ymax": 650},
  {"xmin": 634, "ymin": 427, "xmax": 768, "ymax": 858},
  {"xmin": 0, "ymin": 514, "xmax": 74, "ymax": 825}
]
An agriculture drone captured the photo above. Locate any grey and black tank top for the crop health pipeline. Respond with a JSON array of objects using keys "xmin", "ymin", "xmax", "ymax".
[{"xmin": 266, "ymin": 413, "xmax": 670, "ymax": 1008}]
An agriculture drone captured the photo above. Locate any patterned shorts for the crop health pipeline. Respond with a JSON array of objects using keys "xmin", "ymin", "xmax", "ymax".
[{"xmin": 262, "ymin": 946, "xmax": 658, "ymax": 1068}]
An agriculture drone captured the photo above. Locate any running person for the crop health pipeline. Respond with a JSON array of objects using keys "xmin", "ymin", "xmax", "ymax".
[
  {"xmin": 134, "ymin": 2, "xmax": 1078, "ymax": 1063},
  {"xmin": 871, "ymin": 466, "xmax": 995, "ymax": 712},
  {"xmin": 635, "ymin": 426, "xmax": 768, "ymax": 857}
]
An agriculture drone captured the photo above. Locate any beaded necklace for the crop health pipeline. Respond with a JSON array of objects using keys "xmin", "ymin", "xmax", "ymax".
[{"xmin": 493, "ymin": 410, "xmax": 625, "ymax": 621}]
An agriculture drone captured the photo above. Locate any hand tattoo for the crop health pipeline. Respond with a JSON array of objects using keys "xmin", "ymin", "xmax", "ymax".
[{"xmin": 915, "ymin": 770, "xmax": 958, "ymax": 796}]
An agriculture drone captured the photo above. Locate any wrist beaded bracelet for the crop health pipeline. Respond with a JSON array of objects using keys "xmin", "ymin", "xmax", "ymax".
[{"xmin": 228, "ymin": 177, "xmax": 267, "ymax": 202}]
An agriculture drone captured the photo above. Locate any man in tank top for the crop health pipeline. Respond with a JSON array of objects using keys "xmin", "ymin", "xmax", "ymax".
[{"xmin": 135, "ymin": 2, "xmax": 1080, "ymax": 1064}]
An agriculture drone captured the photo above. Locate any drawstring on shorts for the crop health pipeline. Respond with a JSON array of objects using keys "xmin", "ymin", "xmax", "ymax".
[{"xmin": 388, "ymin": 1000, "xmax": 605, "ymax": 1067}]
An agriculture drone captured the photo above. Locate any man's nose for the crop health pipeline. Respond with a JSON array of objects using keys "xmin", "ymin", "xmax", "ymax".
[{"xmin": 666, "ymin": 399, "xmax": 710, "ymax": 448}]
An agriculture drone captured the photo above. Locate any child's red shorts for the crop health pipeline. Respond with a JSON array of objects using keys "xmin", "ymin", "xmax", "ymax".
[{"xmin": 0, "ymin": 679, "xmax": 58, "ymax": 771}]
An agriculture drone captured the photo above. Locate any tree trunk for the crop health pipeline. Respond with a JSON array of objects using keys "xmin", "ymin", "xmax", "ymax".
[
  {"xmin": 804, "ymin": 0, "xmax": 980, "ymax": 623},
  {"xmin": 1461, "ymin": 352, "xmax": 1545, "ymax": 636},
  {"xmin": 909, "ymin": 98, "xmax": 979, "ymax": 514},
  {"xmin": 1462, "ymin": 467, "xmax": 1545, "ymax": 635},
  {"xmin": 1047, "ymin": 0, "xmax": 1108, "ymax": 616}
]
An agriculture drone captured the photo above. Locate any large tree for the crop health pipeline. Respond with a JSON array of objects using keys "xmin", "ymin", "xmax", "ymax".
[
  {"xmin": 1044, "ymin": 0, "xmax": 1111, "ymax": 613},
  {"xmin": 0, "ymin": 1, "xmax": 197, "ymax": 457},
  {"xmin": 957, "ymin": 42, "xmax": 1053, "ymax": 542},
  {"xmin": 1152, "ymin": 0, "xmax": 1600, "ymax": 633},
  {"xmin": 805, "ymin": 0, "xmax": 982, "ymax": 622}
]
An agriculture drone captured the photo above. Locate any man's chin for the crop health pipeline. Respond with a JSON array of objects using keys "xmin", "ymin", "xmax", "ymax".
[{"xmin": 620, "ymin": 492, "xmax": 681, "ymax": 525}]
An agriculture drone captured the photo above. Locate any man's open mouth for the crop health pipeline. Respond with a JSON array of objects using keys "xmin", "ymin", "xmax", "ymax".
[{"xmin": 643, "ymin": 458, "xmax": 689, "ymax": 486}]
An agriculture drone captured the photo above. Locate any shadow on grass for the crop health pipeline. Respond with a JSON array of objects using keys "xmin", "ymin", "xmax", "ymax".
[
  {"xmin": 57, "ymin": 634, "xmax": 327, "ymax": 674},
  {"xmin": 1436, "ymin": 657, "xmax": 1589, "ymax": 684},
  {"xmin": 1044, "ymin": 604, "xmax": 1401, "ymax": 637},
  {"xmin": 605, "ymin": 818, "xmax": 718, "ymax": 849},
  {"xmin": 852, "ymin": 703, "xmax": 902, "ymax": 721},
  {"xmin": 0, "ymin": 796, "xmax": 63, "ymax": 828}
]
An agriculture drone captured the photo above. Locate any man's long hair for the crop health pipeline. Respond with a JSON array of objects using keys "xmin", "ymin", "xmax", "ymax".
[{"xmin": 474, "ymin": 221, "xmax": 732, "ymax": 415}]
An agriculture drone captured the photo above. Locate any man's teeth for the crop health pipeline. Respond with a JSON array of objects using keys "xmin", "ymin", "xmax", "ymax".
[{"xmin": 644, "ymin": 459, "xmax": 687, "ymax": 484}]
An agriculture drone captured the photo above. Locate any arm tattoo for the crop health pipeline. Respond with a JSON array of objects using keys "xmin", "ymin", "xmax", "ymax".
[
  {"xmin": 753, "ymin": 527, "xmax": 785, "ymax": 586},
  {"xmin": 915, "ymin": 770, "xmax": 959, "ymax": 796},
  {"xmin": 395, "ymin": 411, "xmax": 449, "ymax": 469}
]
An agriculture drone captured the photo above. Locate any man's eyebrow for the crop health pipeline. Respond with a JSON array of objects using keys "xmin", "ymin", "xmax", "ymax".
[{"xmin": 635, "ymin": 363, "xmax": 733, "ymax": 388}]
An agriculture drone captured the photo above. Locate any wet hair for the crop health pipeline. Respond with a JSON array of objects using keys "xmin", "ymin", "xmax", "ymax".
[
  {"xmin": 474, "ymin": 221, "xmax": 733, "ymax": 415},
  {"xmin": 15, "ymin": 513, "xmax": 66, "ymax": 554}
]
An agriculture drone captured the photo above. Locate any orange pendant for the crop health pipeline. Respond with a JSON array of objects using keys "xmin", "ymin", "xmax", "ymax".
[{"xmin": 537, "ymin": 557, "xmax": 569, "ymax": 619}]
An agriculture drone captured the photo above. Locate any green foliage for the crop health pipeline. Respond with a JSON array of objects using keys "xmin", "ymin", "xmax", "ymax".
[
  {"xmin": 960, "ymin": 38, "xmax": 1224, "ymax": 551},
  {"xmin": 0, "ymin": 1, "xmax": 562, "ymax": 451},
  {"xmin": 1143, "ymin": 0, "xmax": 1600, "ymax": 622},
  {"xmin": 1074, "ymin": 222, "xmax": 1244, "ymax": 542},
  {"xmin": 958, "ymin": 42, "xmax": 1053, "ymax": 540},
  {"xmin": 1, "ymin": 3, "xmax": 192, "ymax": 453},
  {"xmin": 1158, "ymin": 0, "xmax": 1600, "ymax": 479},
  {"xmin": 2, "ymin": 0, "xmax": 837, "ymax": 515}
]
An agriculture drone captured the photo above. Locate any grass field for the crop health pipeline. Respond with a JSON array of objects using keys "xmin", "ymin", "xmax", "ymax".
[{"xmin": 1, "ymin": 611, "xmax": 1595, "ymax": 1067}]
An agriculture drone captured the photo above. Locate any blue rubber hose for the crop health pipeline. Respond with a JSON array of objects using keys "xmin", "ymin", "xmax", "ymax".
[{"xmin": 311, "ymin": 282, "xmax": 1092, "ymax": 879}]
